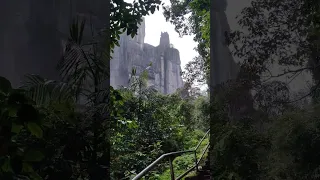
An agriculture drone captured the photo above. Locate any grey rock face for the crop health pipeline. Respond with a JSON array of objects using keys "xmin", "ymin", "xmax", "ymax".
[
  {"xmin": 110, "ymin": 18, "xmax": 184, "ymax": 94},
  {"xmin": 0, "ymin": 2, "xmax": 183, "ymax": 94},
  {"xmin": 0, "ymin": 0, "xmax": 109, "ymax": 87},
  {"xmin": 211, "ymin": 0, "xmax": 239, "ymax": 87}
]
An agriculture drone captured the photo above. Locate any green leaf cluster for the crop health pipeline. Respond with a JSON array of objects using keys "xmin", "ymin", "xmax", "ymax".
[{"xmin": 0, "ymin": 77, "xmax": 44, "ymax": 179}]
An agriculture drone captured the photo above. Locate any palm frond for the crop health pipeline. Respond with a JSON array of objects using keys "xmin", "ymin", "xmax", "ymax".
[
  {"xmin": 57, "ymin": 17, "xmax": 93, "ymax": 91},
  {"xmin": 70, "ymin": 17, "xmax": 86, "ymax": 45},
  {"xmin": 57, "ymin": 16, "xmax": 109, "ymax": 98},
  {"xmin": 21, "ymin": 74, "xmax": 75, "ymax": 106}
]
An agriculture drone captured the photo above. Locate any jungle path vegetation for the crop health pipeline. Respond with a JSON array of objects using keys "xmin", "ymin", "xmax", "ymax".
[{"xmin": 2, "ymin": 0, "xmax": 320, "ymax": 180}]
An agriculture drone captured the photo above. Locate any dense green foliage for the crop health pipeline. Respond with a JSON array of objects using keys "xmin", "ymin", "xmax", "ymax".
[
  {"xmin": 0, "ymin": 73, "xmax": 208, "ymax": 180},
  {"xmin": 110, "ymin": 83, "xmax": 209, "ymax": 179}
]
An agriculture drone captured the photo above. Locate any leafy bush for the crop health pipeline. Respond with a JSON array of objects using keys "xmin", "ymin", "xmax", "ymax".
[
  {"xmin": 110, "ymin": 86, "xmax": 207, "ymax": 179},
  {"xmin": 211, "ymin": 122, "xmax": 270, "ymax": 180},
  {"xmin": 267, "ymin": 105, "xmax": 320, "ymax": 180},
  {"xmin": 0, "ymin": 76, "xmax": 45, "ymax": 179}
]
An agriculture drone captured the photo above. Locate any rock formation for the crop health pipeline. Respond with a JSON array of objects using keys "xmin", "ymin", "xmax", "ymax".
[
  {"xmin": 0, "ymin": 0, "xmax": 109, "ymax": 88},
  {"xmin": 211, "ymin": 0, "xmax": 239, "ymax": 87},
  {"xmin": 0, "ymin": 1, "xmax": 183, "ymax": 94},
  {"xmin": 110, "ymin": 18, "xmax": 184, "ymax": 94}
]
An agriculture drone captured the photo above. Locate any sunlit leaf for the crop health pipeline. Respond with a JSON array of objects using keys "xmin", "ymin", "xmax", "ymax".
[
  {"xmin": 27, "ymin": 122, "xmax": 43, "ymax": 138},
  {"xmin": 11, "ymin": 123, "xmax": 23, "ymax": 134}
]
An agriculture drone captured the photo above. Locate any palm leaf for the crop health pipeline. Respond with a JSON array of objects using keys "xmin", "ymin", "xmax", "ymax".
[
  {"xmin": 58, "ymin": 17, "xmax": 94, "ymax": 93},
  {"xmin": 57, "ymin": 16, "xmax": 109, "ymax": 100},
  {"xmin": 21, "ymin": 74, "xmax": 75, "ymax": 106}
]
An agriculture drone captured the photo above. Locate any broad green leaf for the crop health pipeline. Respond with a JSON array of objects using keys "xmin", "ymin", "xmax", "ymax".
[
  {"xmin": 22, "ymin": 162, "xmax": 34, "ymax": 173},
  {"xmin": 0, "ymin": 76, "xmax": 12, "ymax": 94},
  {"xmin": 8, "ymin": 108, "xmax": 17, "ymax": 117},
  {"xmin": 27, "ymin": 122, "xmax": 43, "ymax": 138},
  {"xmin": 11, "ymin": 123, "xmax": 23, "ymax": 134},
  {"xmin": 24, "ymin": 150, "xmax": 45, "ymax": 162},
  {"xmin": 1, "ymin": 158, "xmax": 12, "ymax": 172},
  {"xmin": 128, "ymin": 121, "xmax": 138, "ymax": 129}
]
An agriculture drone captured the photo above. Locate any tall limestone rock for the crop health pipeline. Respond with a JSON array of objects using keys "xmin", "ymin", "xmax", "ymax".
[
  {"xmin": 0, "ymin": 0, "xmax": 109, "ymax": 87},
  {"xmin": 111, "ymin": 18, "xmax": 184, "ymax": 94}
]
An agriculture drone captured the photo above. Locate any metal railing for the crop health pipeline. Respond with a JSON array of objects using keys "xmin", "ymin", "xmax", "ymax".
[{"xmin": 131, "ymin": 129, "xmax": 210, "ymax": 180}]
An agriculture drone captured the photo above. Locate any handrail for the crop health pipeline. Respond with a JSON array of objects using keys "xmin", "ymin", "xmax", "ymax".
[
  {"xmin": 176, "ymin": 143, "xmax": 210, "ymax": 180},
  {"xmin": 195, "ymin": 129, "xmax": 210, "ymax": 150},
  {"xmin": 131, "ymin": 129, "xmax": 210, "ymax": 180},
  {"xmin": 131, "ymin": 150, "xmax": 194, "ymax": 180}
]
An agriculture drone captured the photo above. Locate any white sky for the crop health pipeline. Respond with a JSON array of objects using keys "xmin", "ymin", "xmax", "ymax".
[{"xmin": 125, "ymin": 0, "xmax": 198, "ymax": 69}]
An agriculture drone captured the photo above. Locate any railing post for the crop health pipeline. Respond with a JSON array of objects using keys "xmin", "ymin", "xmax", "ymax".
[
  {"xmin": 169, "ymin": 157, "xmax": 175, "ymax": 180},
  {"xmin": 194, "ymin": 150, "xmax": 198, "ymax": 172}
]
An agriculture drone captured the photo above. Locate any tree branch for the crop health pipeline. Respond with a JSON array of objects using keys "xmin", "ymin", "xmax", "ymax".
[{"xmin": 277, "ymin": 80, "xmax": 320, "ymax": 104}]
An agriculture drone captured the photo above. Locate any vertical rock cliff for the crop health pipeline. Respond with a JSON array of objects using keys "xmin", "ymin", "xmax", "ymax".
[
  {"xmin": 0, "ymin": 0, "xmax": 109, "ymax": 87},
  {"xmin": 211, "ymin": 0, "xmax": 239, "ymax": 87},
  {"xmin": 110, "ymin": 19, "xmax": 184, "ymax": 94}
]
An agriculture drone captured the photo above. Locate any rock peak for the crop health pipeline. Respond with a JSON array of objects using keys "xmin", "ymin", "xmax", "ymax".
[
  {"xmin": 159, "ymin": 32, "xmax": 170, "ymax": 48},
  {"xmin": 111, "ymin": 29, "xmax": 183, "ymax": 94}
]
